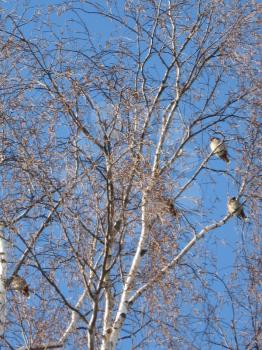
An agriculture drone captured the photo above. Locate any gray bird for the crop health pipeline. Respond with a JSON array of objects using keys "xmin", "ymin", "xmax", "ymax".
[
  {"xmin": 210, "ymin": 137, "xmax": 230, "ymax": 163},
  {"xmin": 227, "ymin": 197, "xmax": 247, "ymax": 221},
  {"xmin": 5, "ymin": 275, "xmax": 30, "ymax": 297}
]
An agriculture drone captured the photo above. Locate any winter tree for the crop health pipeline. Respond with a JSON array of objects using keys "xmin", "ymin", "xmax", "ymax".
[{"xmin": 0, "ymin": 1, "xmax": 261, "ymax": 349}]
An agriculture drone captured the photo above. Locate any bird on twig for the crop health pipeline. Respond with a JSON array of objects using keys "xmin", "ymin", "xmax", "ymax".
[
  {"xmin": 210, "ymin": 137, "xmax": 230, "ymax": 163},
  {"xmin": 5, "ymin": 275, "xmax": 30, "ymax": 297},
  {"xmin": 227, "ymin": 197, "xmax": 248, "ymax": 221}
]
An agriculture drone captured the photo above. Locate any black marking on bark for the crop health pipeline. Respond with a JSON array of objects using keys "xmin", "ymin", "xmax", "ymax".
[{"xmin": 140, "ymin": 249, "xmax": 147, "ymax": 257}]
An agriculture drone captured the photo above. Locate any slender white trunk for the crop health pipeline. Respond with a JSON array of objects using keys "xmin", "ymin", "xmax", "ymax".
[
  {"xmin": 59, "ymin": 290, "xmax": 86, "ymax": 344},
  {"xmin": 0, "ymin": 224, "xmax": 7, "ymax": 336},
  {"xmin": 101, "ymin": 247, "xmax": 114, "ymax": 350},
  {"xmin": 107, "ymin": 196, "xmax": 148, "ymax": 350}
]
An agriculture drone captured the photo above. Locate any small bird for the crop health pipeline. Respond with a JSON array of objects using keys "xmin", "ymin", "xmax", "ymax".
[
  {"xmin": 165, "ymin": 199, "xmax": 179, "ymax": 218},
  {"xmin": 227, "ymin": 197, "xmax": 247, "ymax": 221},
  {"xmin": 210, "ymin": 137, "xmax": 230, "ymax": 163},
  {"xmin": 5, "ymin": 275, "xmax": 30, "ymax": 297}
]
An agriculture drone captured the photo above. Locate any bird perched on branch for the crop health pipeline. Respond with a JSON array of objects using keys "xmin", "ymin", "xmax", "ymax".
[
  {"xmin": 154, "ymin": 197, "xmax": 180, "ymax": 225},
  {"xmin": 165, "ymin": 199, "xmax": 180, "ymax": 219},
  {"xmin": 227, "ymin": 197, "xmax": 247, "ymax": 221},
  {"xmin": 5, "ymin": 275, "xmax": 30, "ymax": 297},
  {"xmin": 210, "ymin": 137, "xmax": 230, "ymax": 163}
]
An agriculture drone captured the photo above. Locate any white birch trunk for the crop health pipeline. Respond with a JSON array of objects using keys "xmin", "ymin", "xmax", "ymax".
[
  {"xmin": 106, "ymin": 196, "xmax": 148, "ymax": 350},
  {"xmin": 59, "ymin": 290, "xmax": 86, "ymax": 345},
  {"xmin": 0, "ymin": 224, "xmax": 7, "ymax": 336}
]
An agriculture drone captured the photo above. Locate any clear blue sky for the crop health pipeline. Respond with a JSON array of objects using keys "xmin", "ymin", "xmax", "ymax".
[{"xmin": 1, "ymin": 1, "xmax": 256, "ymax": 349}]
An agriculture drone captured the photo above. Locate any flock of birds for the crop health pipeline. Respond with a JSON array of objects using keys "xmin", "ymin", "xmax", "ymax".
[
  {"xmin": 210, "ymin": 137, "xmax": 247, "ymax": 221},
  {"xmin": 3, "ymin": 137, "xmax": 248, "ymax": 298}
]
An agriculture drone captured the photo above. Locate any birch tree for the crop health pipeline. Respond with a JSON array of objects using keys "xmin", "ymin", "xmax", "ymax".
[{"xmin": 0, "ymin": 0, "xmax": 261, "ymax": 349}]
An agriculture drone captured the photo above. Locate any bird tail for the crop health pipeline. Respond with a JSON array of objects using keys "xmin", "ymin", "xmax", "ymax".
[
  {"xmin": 166, "ymin": 200, "xmax": 179, "ymax": 218},
  {"xmin": 221, "ymin": 152, "xmax": 230, "ymax": 164},
  {"xmin": 240, "ymin": 209, "xmax": 248, "ymax": 222},
  {"xmin": 170, "ymin": 206, "xmax": 178, "ymax": 217},
  {"xmin": 22, "ymin": 285, "xmax": 30, "ymax": 298}
]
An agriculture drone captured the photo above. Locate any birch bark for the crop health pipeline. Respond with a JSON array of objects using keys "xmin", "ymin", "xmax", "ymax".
[
  {"xmin": 0, "ymin": 223, "xmax": 7, "ymax": 337},
  {"xmin": 106, "ymin": 195, "xmax": 148, "ymax": 350}
]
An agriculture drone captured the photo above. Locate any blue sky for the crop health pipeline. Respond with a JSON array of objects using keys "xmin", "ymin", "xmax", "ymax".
[{"xmin": 0, "ymin": 1, "xmax": 258, "ymax": 349}]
